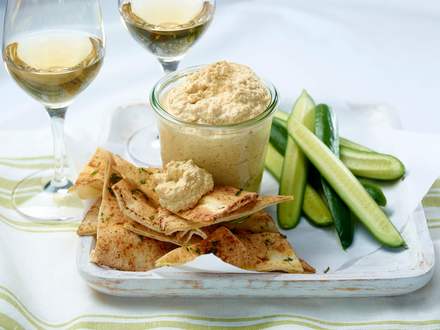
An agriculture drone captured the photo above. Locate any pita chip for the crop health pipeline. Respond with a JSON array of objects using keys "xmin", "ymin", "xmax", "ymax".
[
  {"xmin": 300, "ymin": 259, "xmax": 316, "ymax": 274},
  {"xmin": 77, "ymin": 198, "xmax": 101, "ymax": 236},
  {"xmin": 176, "ymin": 186, "xmax": 258, "ymax": 223},
  {"xmin": 237, "ymin": 232, "xmax": 305, "ymax": 273},
  {"xmin": 225, "ymin": 211, "xmax": 279, "ymax": 234},
  {"xmin": 211, "ymin": 195, "xmax": 292, "ymax": 225},
  {"xmin": 156, "ymin": 208, "xmax": 208, "ymax": 236},
  {"xmin": 70, "ymin": 148, "xmax": 110, "ymax": 199},
  {"xmin": 112, "ymin": 154, "xmax": 160, "ymax": 207},
  {"xmin": 156, "ymin": 227, "xmax": 312, "ymax": 274},
  {"xmin": 112, "ymin": 180, "xmax": 208, "ymax": 241},
  {"xmin": 91, "ymin": 159, "xmax": 174, "ymax": 272},
  {"xmin": 158, "ymin": 195, "xmax": 292, "ymax": 232},
  {"xmin": 155, "ymin": 227, "xmax": 256, "ymax": 269},
  {"xmin": 124, "ymin": 221, "xmax": 202, "ymax": 246}
]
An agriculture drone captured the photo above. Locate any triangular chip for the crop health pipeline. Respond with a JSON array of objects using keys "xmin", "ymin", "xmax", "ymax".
[
  {"xmin": 155, "ymin": 245, "xmax": 200, "ymax": 268},
  {"xmin": 211, "ymin": 195, "xmax": 292, "ymax": 225},
  {"xmin": 91, "ymin": 158, "xmax": 174, "ymax": 272},
  {"xmin": 300, "ymin": 259, "xmax": 316, "ymax": 274},
  {"xmin": 156, "ymin": 208, "xmax": 208, "ymax": 236},
  {"xmin": 112, "ymin": 180, "xmax": 208, "ymax": 242},
  {"xmin": 155, "ymin": 195, "xmax": 291, "ymax": 231},
  {"xmin": 176, "ymin": 186, "xmax": 258, "ymax": 223},
  {"xmin": 156, "ymin": 227, "xmax": 311, "ymax": 273},
  {"xmin": 155, "ymin": 227, "xmax": 256, "ymax": 270},
  {"xmin": 112, "ymin": 154, "xmax": 160, "ymax": 207},
  {"xmin": 70, "ymin": 148, "xmax": 110, "ymax": 199},
  {"xmin": 124, "ymin": 220, "xmax": 202, "ymax": 246},
  {"xmin": 112, "ymin": 179, "xmax": 158, "ymax": 227},
  {"xmin": 225, "ymin": 211, "xmax": 279, "ymax": 234},
  {"xmin": 77, "ymin": 198, "xmax": 101, "ymax": 236},
  {"xmin": 237, "ymin": 232, "xmax": 304, "ymax": 273}
]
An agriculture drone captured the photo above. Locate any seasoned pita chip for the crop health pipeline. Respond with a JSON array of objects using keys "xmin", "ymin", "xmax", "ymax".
[
  {"xmin": 112, "ymin": 154, "xmax": 160, "ymax": 207},
  {"xmin": 91, "ymin": 161, "xmax": 174, "ymax": 272},
  {"xmin": 124, "ymin": 220, "xmax": 202, "ymax": 246},
  {"xmin": 112, "ymin": 179, "xmax": 158, "ymax": 226},
  {"xmin": 77, "ymin": 199, "xmax": 101, "ymax": 236},
  {"xmin": 156, "ymin": 227, "xmax": 310, "ymax": 273},
  {"xmin": 211, "ymin": 195, "xmax": 293, "ymax": 225},
  {"xmin": 155, "ymin": 195, "xmax": 291, "ymax": 231},
  {"xmin": 112, "ymin": 180, "xmax": 206, "ymax": 240},
  {"xmin": 300, "ymin": 259, "xmax": 316, "ymax": 274},
  {"xmin": 156, "ymin": 208, "xmax": 207, "ymax": 236},
  {"xmin": 176, "ymin": 187, "xmax": 258, "ymax": 223},
  {"xmin": 70, "ymin": 148, "xmax": 110, "ymax": 199},
  {"xmin": 176, "ymin": 228, "xmax": 207, "ymax": 241},
  {"xmin": 237, "ymin": 232, "xmax": 304, "ymax": 273},
  {"xmin": 155, "ymin": 245, "xmax": 200, "ymax": 268},
  {"xmin": 156, "ymin": 227, "xmax": 256, "ymax": 270},
  {"xmin": 226, "ymin": 211, "xmax": 279, "ymax": 234}
]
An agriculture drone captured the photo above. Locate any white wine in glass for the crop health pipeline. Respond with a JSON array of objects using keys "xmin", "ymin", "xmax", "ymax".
[
  {"xmin": 118, "ymin": 0, "xmax": 215, "ymax": 165},
  {"xmin": 2, "ymin": 0, "xmax": 105, "ymax": 221}
]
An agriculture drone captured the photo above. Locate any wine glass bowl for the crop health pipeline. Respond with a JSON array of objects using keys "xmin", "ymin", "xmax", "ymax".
[
  {"xmin": 2, "ymin": 0, "xmax": 105, "ymax": 221},
  {"xmin": 117, "ymin": 0, "xmax": 215, "ymax": 165},
  {"xmin": 119, "ymin": 0, "xmax": 215, "ymax": 71}
]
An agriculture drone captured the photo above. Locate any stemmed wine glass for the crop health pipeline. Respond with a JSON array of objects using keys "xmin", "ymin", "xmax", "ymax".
[
  {"xmin": 2, "ymin": 0, "xmax": 105, "ymax": 221},
  {"xmin": 118, "ymin": 0, "xmax": 215, "ymax": 165}
]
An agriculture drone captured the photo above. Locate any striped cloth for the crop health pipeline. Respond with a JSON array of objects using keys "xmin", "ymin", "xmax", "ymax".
[{"xmin": 1, "ymin": 144, "xmax": 440, "ymax": 329}]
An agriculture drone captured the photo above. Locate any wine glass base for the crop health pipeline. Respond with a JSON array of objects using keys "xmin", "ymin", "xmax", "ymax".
[
  {"xmin": 12, "ymin": 169, "xmax": 84, "ymax": 222},
  {"xmin": 124, "ymin": 104, "xmax": 162, "ymax": 167}
]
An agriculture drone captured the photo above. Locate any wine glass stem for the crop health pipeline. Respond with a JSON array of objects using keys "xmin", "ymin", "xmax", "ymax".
[
  {"xmin": 46, "ymin": 106, "xmax": 70, "ymax": 188},
  {"xmin": 159, "ymin": 59, "xmax": 180, "ymax": 74}
]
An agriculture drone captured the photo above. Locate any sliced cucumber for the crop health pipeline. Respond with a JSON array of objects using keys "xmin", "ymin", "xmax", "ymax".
[
  {"xmin": 288, "ymin": 119, "xmax": 405, "ymax": 248},
  {"xmin": 274, "ymin": 110, "xmax": 289, "ymax": 122},
  {"xmin": 265, "ymin": 142, "xmax": 332, "ymax": 226},
  {"xmin": 265, "ymin": 143, "xmax": 283, "ymax": 181},
  {"xmin": 270, "ymin": 118, "xmax": 288, "ymax": 156},
  {"xmin": 340, "ymin": 138, "xmax": 373, "ymax": 152},
  {"xmin": 303, "ymin": 185, "xmax": 333, "ymax": 226},
  {"xmin": 358, "ymin": 178, "xmax": 387, "ymax": 207},
  {"xmin": 315, "ymin": 105, "xmax": 353, "ymax": 248},
  {"xmin": 278, "ymin": 91, "xmax": 315, "ymax": 229},
  {"xmin": 340, "ymin": 147, "xmax": 405, "ymax": 180},
  {"xmin": 269, "ymin": 118, "xmax": 405, "ymax": 181},
  {"xmin": 266, "ymin": 141, "xmax": 387, "ymax": 208}
]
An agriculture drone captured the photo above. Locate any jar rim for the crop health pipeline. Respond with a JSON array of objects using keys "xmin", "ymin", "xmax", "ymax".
[{"xmin": 149, "ymin": 64, "xmax": 279, "ymax": 130}]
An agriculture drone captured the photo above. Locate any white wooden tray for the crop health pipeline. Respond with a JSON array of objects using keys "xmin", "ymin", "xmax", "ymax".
[{"xmin": 77, "ymin": 205, "xmax": 434, "ymax": 297}]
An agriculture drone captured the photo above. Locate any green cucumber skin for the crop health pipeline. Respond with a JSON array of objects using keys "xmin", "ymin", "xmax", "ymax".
[
  {"xmin": 315, "ymin": 105, "xmax": 353, "ymax": 249},
  {"xmin": 340, "ymin": 147, "xmax": 405, "ymax": 180},
  {"xmin": 269, "ymin": 118, "xmax": 405, "ymax": 181},
  {"xmin": 278, "ymin": 91, "xmax": 315, "ymax": 229},
  {"xmin": 266, "ymin": 140, "xmax": 388, "ymax": 207},
  {"xmin": 303, "ymin": 184, "xmax": 333, "ymax": 227},
  {"xmin": 270, "ymin": 118, "xmax": 288, "ymax": 156},
  {"xmin": 265, "ymin": 143, "xmax": 332, "ymax": 227},
  {"xmin": 288, "ymin": 120, "xmax": 404, "ymax": 248},
  {"xmin": 274, "ymin": 110, "xmax": 289, "ymax": 122},
  {"xmin": 340, "ymin": 138, "xmax": 373, "ymax": 152},
  {"xmin": 265, "ymin": 143, "xmax": 284, "ymax": 181},
  {"xmin": 358, "ymin": 179, "xmax": 387, "ymax": 206}
]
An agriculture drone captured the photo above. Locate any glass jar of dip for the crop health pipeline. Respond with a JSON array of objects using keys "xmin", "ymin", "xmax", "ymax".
[{"xmin": 150, "ymin": 65, "xmax": 279, "ymax": 192}]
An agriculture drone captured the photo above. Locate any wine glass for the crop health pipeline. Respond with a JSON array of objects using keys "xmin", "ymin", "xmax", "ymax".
[
  {"xmin": 118, "ymin": 0, "xmax": 215, "ymax": 165},
  {"xmin": 2, "ymin": 0, "xmax": 105, "ymax": 221}
]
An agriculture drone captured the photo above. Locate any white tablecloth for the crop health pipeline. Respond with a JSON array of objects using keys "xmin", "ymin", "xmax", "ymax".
[{"xmin": 1, "ymin": 1, "xmax": 440, "ymax": 329}]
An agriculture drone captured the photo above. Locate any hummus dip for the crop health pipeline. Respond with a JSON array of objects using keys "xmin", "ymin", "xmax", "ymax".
[
  {"xmin": 154, "ymin": 160, "xmax": 214, "ymax": 212},
  {"xmin": 155, "ymin": 61, "xmax": 276, "ymax": 191}
]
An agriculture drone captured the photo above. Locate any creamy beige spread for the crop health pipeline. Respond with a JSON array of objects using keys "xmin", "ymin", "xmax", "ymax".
[
  {"xmin": 154, "ymin": 160, "xmax": 214, "ymax": 212},
  {"xmin": 164, "ymin": 61, "xmax": 271, "ymax": 125}
]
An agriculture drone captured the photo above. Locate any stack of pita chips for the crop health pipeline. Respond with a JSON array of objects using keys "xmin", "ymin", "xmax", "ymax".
[{"xmin": 72, "ymin": 148, "xmax": 314, "ymax": 274}]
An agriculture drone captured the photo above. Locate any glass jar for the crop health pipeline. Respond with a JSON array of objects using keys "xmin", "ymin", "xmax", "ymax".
[{"xmin": 150, "ymin": 65, "xmax": 279, "ymax": 192}]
